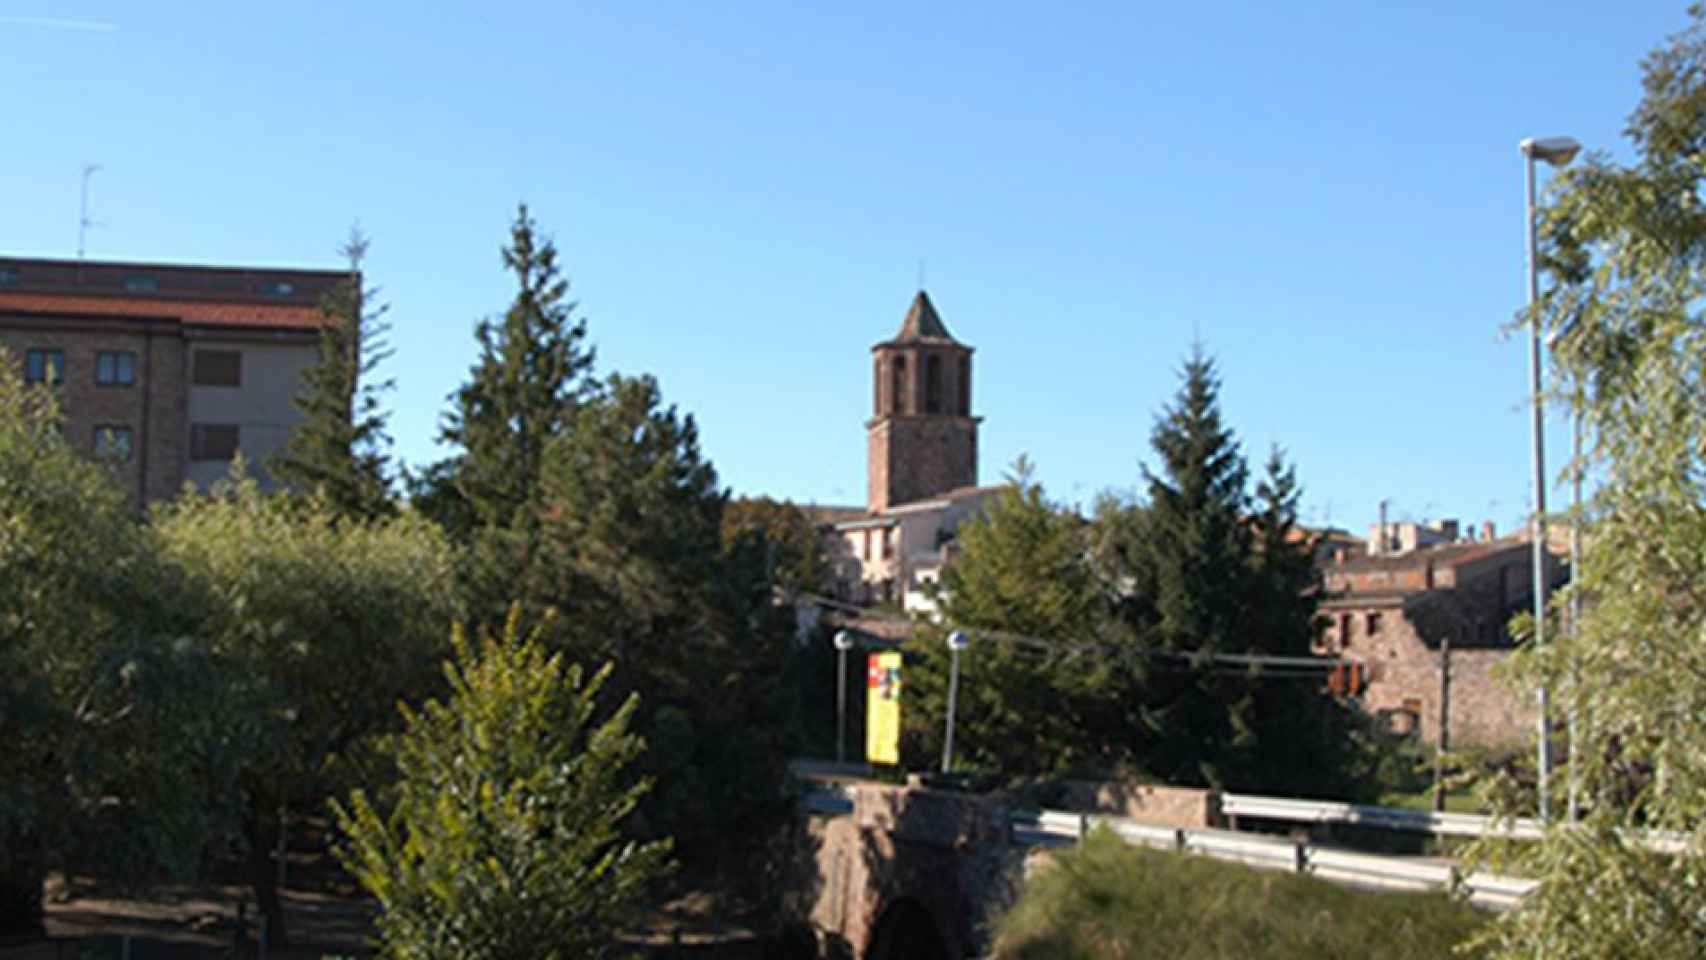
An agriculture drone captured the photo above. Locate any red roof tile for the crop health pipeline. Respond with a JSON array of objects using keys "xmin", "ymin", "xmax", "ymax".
[{"xmin": 0, "ymin": 292, "xmax": 325, "ymax": 331}]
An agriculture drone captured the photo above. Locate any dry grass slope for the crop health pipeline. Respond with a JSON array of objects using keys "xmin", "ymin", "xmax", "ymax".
[{"xmin": 994, "ymin": 828, "xmax": 1488, "ymax": 960}]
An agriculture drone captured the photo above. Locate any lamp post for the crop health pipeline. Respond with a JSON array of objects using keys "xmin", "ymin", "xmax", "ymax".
[
  {"xmin": 942, "ymin": 630, "xmax": 970, "ymax": 775},
  {"xmin": 834, "ymin": 630, "xmax": 854, "ymax": 765},
  {"xmin": 1521, "ymin": 134, "xmax": 1580, "ymax": 824}
]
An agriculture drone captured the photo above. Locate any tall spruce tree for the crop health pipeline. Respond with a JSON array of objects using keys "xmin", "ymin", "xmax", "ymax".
[
  {"xmin": 442, "ymin": 206, "xmax": 594, "ymax": 533},
  {"xmin": 272, "ymin": 227, "xmax": 395, "ymax": 519},
  {"xmin": 440, "ymin": 206, "xmax": 596, "ymax": 619},
  {"xmin": 1099, "ymin": 347, "xmax": 1354, "ymax": 792}
]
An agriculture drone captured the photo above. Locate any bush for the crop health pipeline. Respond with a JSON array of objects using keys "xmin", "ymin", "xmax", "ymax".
[{"xmin": 334, "ymin": 609, "xmax": 670, "ymax": 960}]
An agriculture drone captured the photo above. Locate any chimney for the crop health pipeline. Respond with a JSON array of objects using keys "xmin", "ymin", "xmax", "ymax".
[
  {"xmin": 1481, "ymin": 520, "xmax": 1496, "ymax": 542},
  {"xmin": 1439, "ymin": 519, "xmax": 1459, "ymax": 542}
]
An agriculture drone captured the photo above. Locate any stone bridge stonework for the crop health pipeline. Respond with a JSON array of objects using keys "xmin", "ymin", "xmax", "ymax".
[{"xmin": 802, "ymin": 779, "xmax": 1015, "ymax": 960}]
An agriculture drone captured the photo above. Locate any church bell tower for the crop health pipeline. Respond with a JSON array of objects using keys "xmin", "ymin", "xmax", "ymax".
[{"xmin": 867, "ymin": 291, "xmax": 980, "ymax": 513}]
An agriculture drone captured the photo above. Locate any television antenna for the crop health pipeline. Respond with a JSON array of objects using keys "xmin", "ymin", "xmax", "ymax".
[{"xmin": 78, "ymin": 164, "xmax": 102, "ymax": 259}]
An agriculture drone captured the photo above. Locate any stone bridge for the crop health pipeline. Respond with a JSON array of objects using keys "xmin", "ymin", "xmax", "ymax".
[
  {"xmin": 790, "ymin": 770, "xmax": 1223, "ymax": 959},
  {"xmin": 795, "ymin": 776, "xmax": 1015, "ymax": 960}
]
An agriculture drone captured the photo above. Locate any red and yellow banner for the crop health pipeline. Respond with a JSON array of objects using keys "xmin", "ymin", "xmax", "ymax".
[{"xmin": 866, "ymin": 651, "xmax": 902, "ymax": 765}]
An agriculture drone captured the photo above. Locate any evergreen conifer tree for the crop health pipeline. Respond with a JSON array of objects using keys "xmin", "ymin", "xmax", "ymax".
[
  {"xmin": 272, "ymin": 227, "xmax": 395, "ymax": 519},
  {"xmin": 441, "ymin": 206, "xmax": 594, "ymax": 534}
]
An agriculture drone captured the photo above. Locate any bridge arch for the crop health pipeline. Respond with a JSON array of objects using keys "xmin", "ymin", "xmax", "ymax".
[{"xmin": 866, "ymin": 897, "xmax": 950, "ymax": 960}]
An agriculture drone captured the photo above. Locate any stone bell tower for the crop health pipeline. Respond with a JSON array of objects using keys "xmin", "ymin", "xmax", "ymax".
[{"xmin": 867, "ymin": 291, "xmax": 980, "ymax": 513}]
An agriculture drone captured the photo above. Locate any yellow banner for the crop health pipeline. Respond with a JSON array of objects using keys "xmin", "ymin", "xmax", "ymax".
[{"xmin": 866, "ymin": 651, "xmax": 902, "ymax": 765}]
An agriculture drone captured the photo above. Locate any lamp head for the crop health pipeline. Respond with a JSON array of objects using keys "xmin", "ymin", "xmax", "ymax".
[
  {"xmin": 946, "ymin": 630, "xmax": 971, "ymax": 652},
  {"xmin": 1521, "ymin": 136, "xmax": 1582, "ymax": 167},
  {"xmin": 833, "ymin": 630, "xmax": 854, "ymax": 652}
]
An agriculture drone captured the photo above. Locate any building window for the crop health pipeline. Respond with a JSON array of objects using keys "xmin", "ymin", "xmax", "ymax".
[
  {"xmin": 892, "ymin": 356, "xmax": 908, "ymax": 414},
  {"xmin": 24, "ymin": 348, "xmax": 64, "ymax": 385},
  {"xmin": 0, "ymin": 268, "xmax": 19, "ymax": 286},
  {"xmin": 190, "ymin": 423, "xmax": 240, "ymax": 462},
  {"xmin": 96, "ymin": 351, "xmax": 136, "ymax": 386},
  {"xmin": 93, "ymin": 425, "xmax": 133, "ymax": 462},
  {"xmin": 861, "ymin": 529, "xmax": 871, "ymax": 561},
  {"xmin": 192, "ymin": 350, "xmax": 242, "ymax": 387},
  {"xmin": 123, "ymin": 275, "xmax": 159, "ymax": 293},
  {"xmin": 263, "ymin": 280, "xmax": 296, "ymax": 297},
  {"xmin": 957, "ymin": 356, "xmax": 970, "ymax": 415},
  {"xmin": 1338, "ymin": 613, "xmax": 1352, "ymax": 646},
  {"xmin": 882, "ymin": 527, "xmax": 894, "ymax": 559},
  {"xmin": 925, "ymin": 355, "xmax": 942, "ymax": 413},
  {"xmin": 1367, "ymin": 612, "xmax": 1384, "ymax": 635}
]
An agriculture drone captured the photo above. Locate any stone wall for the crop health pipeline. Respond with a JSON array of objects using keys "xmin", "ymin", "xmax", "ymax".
[{"xmin": 1051, "ymin": 780, "xmax": 1224, "ymax": 828}]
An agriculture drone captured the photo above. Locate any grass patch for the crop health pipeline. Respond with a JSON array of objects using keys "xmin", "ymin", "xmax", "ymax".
[
  {"xmin": 1379, "ymin": 789, "xmax": 1484, "ymax": 815},
  {"xmin": 994, "ymin": 828, "xmax": 1488, "ymax": 960}
]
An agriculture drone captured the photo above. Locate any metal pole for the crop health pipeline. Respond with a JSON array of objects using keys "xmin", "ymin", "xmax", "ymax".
[
  {"xmin": 1526, "ymin": 150, "xmax": 1552, "ymax": 824},
  {"xmin": 834, "ymin": 630, "xmax": 853, "ymax": 766},
  {"xmin": 1435, "ymin": 628, "xmax": 1452, "ymax": 812},
  {"xmin": 836, "ymin": 647, "xmax": 848, "ymax": 765},
  {"xmin": 942, "ymin": 647, "xmax": 960, "ymax": 775},
  {"xmin": 1568, "ymin": 384, "xmax": 1583, "ymax": 823}
]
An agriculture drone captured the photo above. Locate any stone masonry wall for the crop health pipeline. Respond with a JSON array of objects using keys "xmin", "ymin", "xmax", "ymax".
[{"xmin": 1353, "ymin": 610, "xmax": 1534, "ymax": 749}]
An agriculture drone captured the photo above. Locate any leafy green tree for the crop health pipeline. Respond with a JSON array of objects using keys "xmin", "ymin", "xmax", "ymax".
[
  {"xmin": 721, "ymin": 495, "xmax": 834, "ymax": 597},
  {"xmin": 152, "ymin": 476, "xmax": 460, "ymax": 945},
  {"xmin": 271, "ymin": 226, "xmax": 396, "ymax": 520},
  {"xmin": 0, "ymin": 352, "xmax": 252, "ymax": 931},
  {"xmin": 1466, "ymin": 10, "xmax": 1706, "ymax": 956},
  {"xmin": 902, "ymin": 460, "xmax": 1115, "ymax": 776},
  {"xmin": 531, "ymin": 373, "xmax": 801, "ymax": 887},
  {"xmin": 334, "ymin": 610, "xmax": 670, "ymax": 960}
]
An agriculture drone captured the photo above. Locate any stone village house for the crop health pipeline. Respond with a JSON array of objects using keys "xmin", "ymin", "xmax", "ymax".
[{"xmin": 1315, "ymin": 521, "xmax": 1566, "ymax": 749}]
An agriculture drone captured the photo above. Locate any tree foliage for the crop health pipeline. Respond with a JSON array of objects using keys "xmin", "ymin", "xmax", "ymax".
[
  {"xmin": 334, "ymin": 611, "xmax": 669, "ymax": 960},
  {"xmin": 271, "ymin": 226, "xmax": 396, "ymax": 520},
  {"xmin": 531, "ymin": 373, "xmax": 801, "ymax": 884},
  {"xmin": 152, "ymin": 474, "xmax": 460, "ymax": 944},
  {"xmin": 902, "ymin": 459, "xmax": 1114, "ymax": 777},
  {"xmin": 441, "ymin": 205, "xmax": 594, "ymax": 538},
  {"xmin": 721, "ymin": 495, "xmax": 834, "ymax": 598},
  {"xmin": 0, "ymin": 352, "xmax": 251, "ymax": 930},
  {"xmin": 1465, "ymin": 9, "xmax": 1706, "ymax": 956},
  {"xmin": 1091, "ymin": 348, "xmax": 1361, "ymax": 795}
]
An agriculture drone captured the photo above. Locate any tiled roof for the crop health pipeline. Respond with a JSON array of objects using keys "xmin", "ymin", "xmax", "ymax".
[
  {"xmin": 0, "ymin": 292, "xmax": 324, "ymax": 331},
  {"xmin": 892, "ymin": 290, "xmax": 957, "ymax": 342}
]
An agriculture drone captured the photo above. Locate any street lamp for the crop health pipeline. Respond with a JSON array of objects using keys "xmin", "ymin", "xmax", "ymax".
[
  {"xmin": 834, "ymin": 630, "xmax": 855, "ymax": 765},
  {"xmin": 942, "ymin": 630, "xmax": 971, "ymax": 775},
  {"xmin": 1521, "ymin": 134, "xmax": 1580, "ymax": 824}
]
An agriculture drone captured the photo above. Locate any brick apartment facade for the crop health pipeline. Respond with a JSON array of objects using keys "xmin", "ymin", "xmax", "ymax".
[
  {"xmin": 0, "ymin": 256, "xmax": 347, "ymax": 506},
  {"xmin": 1316, "ymin": 531, "xmax": 1566, "ymax": 748}
]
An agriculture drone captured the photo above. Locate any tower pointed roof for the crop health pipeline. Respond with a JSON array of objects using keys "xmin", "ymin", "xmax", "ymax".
[{"xmin": 893, "ymin": 290, "xmax": 956, "ymax": 342}]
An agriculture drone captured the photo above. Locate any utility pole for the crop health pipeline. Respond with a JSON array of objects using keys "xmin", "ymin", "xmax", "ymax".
[{"xmin": 1434, "ymin": 628, "xmax": 1453, "ymax": 812}]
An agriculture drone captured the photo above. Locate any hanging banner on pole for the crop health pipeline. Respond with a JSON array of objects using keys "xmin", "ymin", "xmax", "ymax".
[{"xmin": 866, "ymin": 651, "xmax": 902, "ymax": 765}]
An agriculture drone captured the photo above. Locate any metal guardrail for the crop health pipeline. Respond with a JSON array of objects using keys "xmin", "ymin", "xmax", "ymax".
[
  {"xmin": 1007, "ymin": 807, "xmax": 1536, "ymax": 911},
  {"xmin": 799, "ymin": 779, "xmax": 1539, "ymax": 910},
  {"xmin": 1221, "ymin": 793, "xmax": 1544, "ymax": 840}
]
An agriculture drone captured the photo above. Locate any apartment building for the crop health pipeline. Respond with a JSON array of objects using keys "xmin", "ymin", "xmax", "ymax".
[{"xmin": 0, "ymin": 256, "xmax": 348, "ymax": 505}]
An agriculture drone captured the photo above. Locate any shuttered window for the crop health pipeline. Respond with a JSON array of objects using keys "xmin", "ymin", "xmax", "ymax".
[
  {"xmin": 192, "ymin": 350, "xmax": 242, "ymax": 387},
  {"xmin": 190, "ymin": 424, "xmax": 240, "ymax": 462}
]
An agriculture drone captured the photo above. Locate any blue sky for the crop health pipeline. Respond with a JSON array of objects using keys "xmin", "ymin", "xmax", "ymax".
[{"xmin": 2, "ymin": 2, "xmax": 1684, "ymax": 535}]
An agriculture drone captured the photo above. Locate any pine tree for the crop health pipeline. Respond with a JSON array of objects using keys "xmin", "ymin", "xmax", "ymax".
[
  {"xmin": 441, "ymin": 205, "xmax": 595, "ymax": 535},
  {"xmin": 271, "ymin": 227, "xmax": 395, "ymax": 519},
  {"xmin": 334, "ymin": 610, "xmax": 670, "ymax": 960}
]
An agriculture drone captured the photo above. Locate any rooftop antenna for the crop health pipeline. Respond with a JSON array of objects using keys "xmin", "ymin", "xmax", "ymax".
[{"xmin": 78, "ymin": 164, "xmax": 101, "ymax": 259}]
